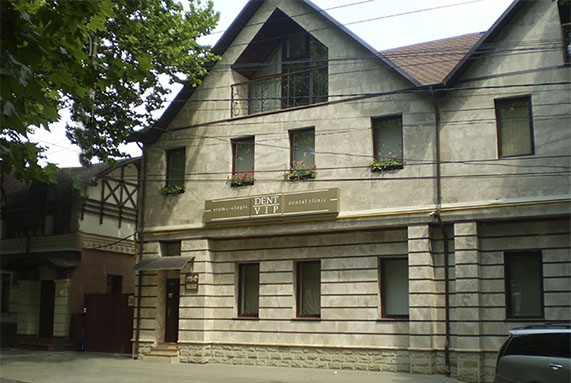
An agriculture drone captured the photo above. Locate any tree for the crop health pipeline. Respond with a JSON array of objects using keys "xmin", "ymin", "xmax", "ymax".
[{"xmin": 1, "ymin": 0, "xmax": 218, "ymax": 182}]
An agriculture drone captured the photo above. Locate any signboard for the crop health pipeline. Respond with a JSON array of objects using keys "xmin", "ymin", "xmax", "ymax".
[
  {"xmin": 185, "ymin": 273, "xmax": 199, "ymax": 291},
  {"xmin": 204, "ymin": 188, "xmax": 339, "ymax": 223}
]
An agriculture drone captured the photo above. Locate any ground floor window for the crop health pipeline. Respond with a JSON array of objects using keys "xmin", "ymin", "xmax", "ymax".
[
  {"xmin": 296, "ymin": 260, "xmax": 320, "ymax": 318},
  {"xmin": 1, "ymin": 273, "xmax": 10, "ymax": 312},
  {"xmin": 238, "ymin": 263, "xmax": 259, "ymax": 317},
  {"xmin": 505, "ymin": 251, "xmax": 544, "ymax": 318},
  {"xmin": 380, "ymin": 257, "xmax": 409, "ymax": 318}
]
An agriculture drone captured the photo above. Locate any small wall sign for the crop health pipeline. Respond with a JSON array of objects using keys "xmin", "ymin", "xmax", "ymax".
[{"xmin": 185, "ymin": 273, "xmax": 199, "ymax": 291}]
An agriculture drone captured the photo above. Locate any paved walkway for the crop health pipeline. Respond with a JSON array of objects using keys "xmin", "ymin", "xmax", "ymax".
[{"xmin": 0, "ymin": 349, "xmax": 463, "ymax": 383}]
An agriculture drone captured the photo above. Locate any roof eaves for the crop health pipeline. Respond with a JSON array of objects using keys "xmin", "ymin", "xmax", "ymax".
[
  {"xmin": 211, "ymin": 0, "xmax": 265, "ymax": 56},
  {"xmin": 442, "ymin": 0, "xmax": 525, "ymax": 86},
  {"xmin": 301, "ymin": 0, "xmax": 422, "ymax": 87}
]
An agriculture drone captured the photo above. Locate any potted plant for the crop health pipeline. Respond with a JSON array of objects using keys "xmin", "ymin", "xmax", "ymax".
[
  {"xmin": 228, "ymin": 172, "xmax": 255, "ymax": 187},
  {"xmin": 160, "ymin": 184, "xmax": 185, "ymax": 196},
  {"xmin": 284, "ymin": 161, "xmax": 317, "ymax": 181},
  {"xmin": 370, "ymin": 152, "xmax": 403, "ymax": 172}
]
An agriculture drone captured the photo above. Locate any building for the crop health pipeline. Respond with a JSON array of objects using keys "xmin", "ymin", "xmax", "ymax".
[
  {"xmin": 128, "ymin": 1, "xmax": 570, "ymax": 381},
  {"xmin": 0, "ymin": 160, "xmax": 139, "ymax": 351}
]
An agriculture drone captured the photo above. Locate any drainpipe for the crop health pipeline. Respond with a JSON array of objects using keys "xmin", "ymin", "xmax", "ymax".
[
  {"xmin": 430, "ymin": 88, "xmax": 451, "ymax": 376},
  {"xmin": 133, "ymin": 143, "xmax": 147, "ymax": 359}
]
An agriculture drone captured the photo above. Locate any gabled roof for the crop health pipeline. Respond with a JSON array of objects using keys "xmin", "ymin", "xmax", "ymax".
[
  {"xmin": 382, "ymin": 32, "xmax": 483, "ymax": 86},
  {"xmin": 129, "ymin": 0, "xmax": 525, "ymax": 144},
  {"xmin": 442, "ymin": 0, "xmax": 524, "ymax": 85}
]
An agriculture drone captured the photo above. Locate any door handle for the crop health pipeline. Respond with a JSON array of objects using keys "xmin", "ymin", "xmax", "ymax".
[{"xmin": 548, "ymin": 363, "xmax": 563, "ymax": 370}]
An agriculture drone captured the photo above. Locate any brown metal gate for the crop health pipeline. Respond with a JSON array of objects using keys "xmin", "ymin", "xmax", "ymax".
[{"xmin": 84, "ymin": 294, "xmax": 133, "ymax": 353}]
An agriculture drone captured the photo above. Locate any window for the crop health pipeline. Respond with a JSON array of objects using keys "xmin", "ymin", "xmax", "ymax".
[
  {"xmin": 372, "ymin": 115, "xmax": 403, "ymax": 169},
  {"xmin": 161, "ymin": 241, "xmax": 181, "ymax": 257},
  {"xmin": 380, "ymin": 258, "xmax": 409, "ymax": 318},
  {"xmin": 166, "ymin": 148, "xmax": 185, "ymax": 188},
  {"xmin": 282, "ymin": 34, "xmax": 328, "ymax": 108},
  {"xmin": 290, "ymin": 128, "xmax": 315, "ymax": 168},
  {"xmin": 505, "ymin": 252, "xmax": 543, "ymax": 318},
  {"xmin": 558, "ymin": 1, "xmax": 571, "ymax": 63},
  {"xmin": 1, "ymin": 274, "xmax": 10, "ymax": 312},
  {"xmin": 495, "ymin": 96, "xmax": 534, "ymax": 158},
  {"xmin": 296, "ymin": 260, "xmax": 320, "ymax": 318},
  {"xmin": 231, "ymin": 137, "xmax": 255, "ymax": 186},
  {"xmin": 238, "ymin": 263, "xmax": 259, "ymax": 317},
  {"xmin": 106, "ymin": 275, "xmax": 122, "ymax": 294},
  {"xmin": 236, "ymin": 19, "xmax": 328, "ymax": 116}
]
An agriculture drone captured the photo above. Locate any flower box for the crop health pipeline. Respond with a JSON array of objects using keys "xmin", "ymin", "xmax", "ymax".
[{"xmin": 228, "ymin": 172, "xmax": 255, "ymax": 187}]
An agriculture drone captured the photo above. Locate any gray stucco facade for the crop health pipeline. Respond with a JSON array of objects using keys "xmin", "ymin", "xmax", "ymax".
[{"xmin": 131, "ymin": 1, "xmax": 571, "ymax": 382}]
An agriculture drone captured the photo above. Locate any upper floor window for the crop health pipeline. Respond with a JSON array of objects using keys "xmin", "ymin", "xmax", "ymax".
[
  {"xmin": 282, "ymin": 34, "xmax": 328, "ymax": 109},
  {"xmin": 231, "ymin": 9, "xmax": 328, "ymax": 118},
  {"xmin": 371, "ymin": 115, "xmax": 403, "ymax": 171},
  {"xmin": 238, "ymin": 263, "xmax": 259, "ymax": 317},
  {"xmin": 495, "ymin": 96, "xmax": 534, "ymax": 158},
  {"xmin": 166, "ymin": 148, "xmax": 185, "ymax": 188},
  {"xmin": 296, "ymin": 260, "xmax": 320, "ymax": 318},
  {"xmin": 505, "ymin": 251, "xmax": 544, "ymax": 319},
  {"xmin": 558, "ymin": 1, "xmax": 570, "ymax": 63},
  {"xmin": 290, "ymin": 128, "xmax": 315, "ymax": 167},
  {"xmin": 230, "ymin": 137, "xmax": 255, "ymax": 186},
  {"xmin": 287, "ymin": 128, "xmax": 316, "ymax": 180}
]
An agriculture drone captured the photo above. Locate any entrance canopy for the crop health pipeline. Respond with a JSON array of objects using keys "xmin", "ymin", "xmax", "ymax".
[{"xmin": 133, "ymin": 256, "xmax": 194, "ymax": 271}]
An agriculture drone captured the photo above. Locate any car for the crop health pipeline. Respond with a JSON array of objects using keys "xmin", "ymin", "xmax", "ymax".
[{"xmin": 494, "ymin": 324, "xmax": 571, "ymax": 383}]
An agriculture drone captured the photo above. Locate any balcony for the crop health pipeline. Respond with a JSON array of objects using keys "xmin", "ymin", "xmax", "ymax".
[{"xmin": 231, "ymin": 66, "xmax": 328, "ymax": 118}]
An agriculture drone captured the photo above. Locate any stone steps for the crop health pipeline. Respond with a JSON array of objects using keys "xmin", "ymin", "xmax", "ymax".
[{"xmin": 143, "ymin": 343, "xmax": 179, "ymax": 363}]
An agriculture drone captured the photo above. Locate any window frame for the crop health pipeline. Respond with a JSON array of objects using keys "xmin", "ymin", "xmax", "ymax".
[
  {"xmin": 165, "ymin": 147, "xmax": 186, "ymax": 188},
  {"xmin": 161, "ymin": 241, "xmax": 181, "ymax": 257},
  {"xmin": 379, "ymin": 257, "xmax": 409, "ymax": 319},
  {"xmin": 504, "ymin": 251, "xmax": 544, "ymax": 320},
  {"xmin": 106, "ymin": 274, "xmax": 123, "ymax": 294},
  {"xmin": 237, "ymin": 262, "xmax": 260, "ymax": 318},
  {"xmin": 1, "ymin": 273, "xmax": 10, "ymax": 313},
  {"xmin": 495, "ymin": 95, "xmax": 534, "ymax": 158},
  {"xmin": 231, "ymin": 136, "xmax": 255, "ymax": 180},
  {"xmin": 371, "ymin": 114, "xmax": 404, "ymax": 167},
  {"xmin": 289, "ymin": 127, "xmax": 315, "ymax": 168},
  {"xmin": 296, "ymin": 260, "xmax": 321, "ymax": 319}
]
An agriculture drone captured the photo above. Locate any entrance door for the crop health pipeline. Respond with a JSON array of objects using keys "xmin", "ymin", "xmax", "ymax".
[
  {"xmin": 38, "ymin": 280, "xmax": 55, "ymax": 338},
  {"xmin": 164, "ymin": 278, "xmax": 180, "ymax": 343}
]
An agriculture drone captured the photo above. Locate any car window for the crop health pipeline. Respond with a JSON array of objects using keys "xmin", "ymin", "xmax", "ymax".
[
  {"xmin": 505, "ymin": 334, "xmax": 558, "ymax": 357},
  {"xmin": 554, "ymin": 334, "xmax": 571, "ymax": 358}
]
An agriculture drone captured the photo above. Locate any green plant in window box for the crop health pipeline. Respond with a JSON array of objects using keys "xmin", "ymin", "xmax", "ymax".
[
  {"xmin": 228, "ymin": 172, "xmax": 255, "ymax": 187},
  {"xmin": 160, "ymin": 185, "xmax": 185, "ymax": 196},
  {"xmin": 284, "ymin": 161, "xmax": 317, "ymax": 181},
  {"xmin": 370, "ymin": 152, "xmax": 403, "ymax": 172}
]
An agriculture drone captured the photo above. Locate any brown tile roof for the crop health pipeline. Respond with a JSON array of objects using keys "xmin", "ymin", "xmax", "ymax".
[{"xmin": 381, "ymin": 32, "xmax": 484, "ymax": 86}]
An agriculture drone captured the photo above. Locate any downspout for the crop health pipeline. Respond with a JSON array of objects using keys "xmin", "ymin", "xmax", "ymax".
[
  {"xmin": 430, "ymin": 88, "xmax": 451, "ymax": 376},
  {"xmin": 133, "ymin": 143, "xmax": 147, "ymax": 359}
]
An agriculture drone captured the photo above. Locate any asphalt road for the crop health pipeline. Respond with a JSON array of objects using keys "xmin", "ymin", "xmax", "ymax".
[{"xmin": 0, "ymin": 349, "xmax": 463, "ymax": 383}]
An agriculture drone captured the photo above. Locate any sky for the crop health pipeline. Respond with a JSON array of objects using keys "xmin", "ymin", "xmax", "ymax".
[{"xmin": 31, "ymin": 0, "xmax": 514, "ymax": 168}]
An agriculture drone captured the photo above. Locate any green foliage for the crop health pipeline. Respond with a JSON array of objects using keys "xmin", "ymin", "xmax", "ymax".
[
  {"xmin": 1, "ymin": 0, "xmax": 219, "ymax": 181},
  {"xmin": 160, "ymin": 184, "xmax": 185, "ymax": 196},
  {"xmin": 284, "ymin": 161, "xmax": 317, "ymax": 181},
  {"xmin": 369, "ymin": 152, "xmax": 403, "ymax": 172}
]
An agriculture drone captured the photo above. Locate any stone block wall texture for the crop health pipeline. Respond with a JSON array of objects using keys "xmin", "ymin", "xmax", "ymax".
[{"xmin": 178, "ymin": 343, "xmax": 412, "ymax": 372}]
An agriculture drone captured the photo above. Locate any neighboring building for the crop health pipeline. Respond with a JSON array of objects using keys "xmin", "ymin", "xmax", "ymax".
[
  {"xmin": 129, "ymin": 1, "xmax": 570, "ymax": 382},
  {"xmin": 0, "ymin": 160, "xmax": 139, "ymax": 351}
]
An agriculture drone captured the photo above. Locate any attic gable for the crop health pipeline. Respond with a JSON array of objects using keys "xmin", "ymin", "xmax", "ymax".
[{"xmin": 232, "ymin": 8, "xmax": 310, "ymax": 79}]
